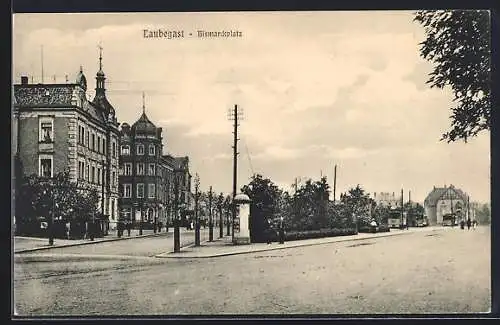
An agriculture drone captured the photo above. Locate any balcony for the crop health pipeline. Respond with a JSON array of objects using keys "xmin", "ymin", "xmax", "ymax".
[{"xmin": 38, "ymin": 141, "xmax": 54, "ymax": 153}]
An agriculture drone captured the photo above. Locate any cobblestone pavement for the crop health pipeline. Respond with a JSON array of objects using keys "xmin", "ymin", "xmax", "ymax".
[{"xmin": 13, "ymin": 226, "xmax": 490, "ymax": 316}]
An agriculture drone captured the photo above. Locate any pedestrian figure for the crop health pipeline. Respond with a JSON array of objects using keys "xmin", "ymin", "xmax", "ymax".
[
  {"xmin": 460, "ymin": 219, "xmax": 465, "ymax": 230},
  {"xmin": 127, "ymin": 222, "xmax": 131, "ymax": 237},
  {"xmin": 473, "ymin": 220, "xmax": 477, "ymax": 230},
  {"xmin": 266, "ymin": 219, "xmax": 273, "ymax": 244},
  {"xmin": 466, "ymin": 218, "xmax": 471, "ymax": 230}
]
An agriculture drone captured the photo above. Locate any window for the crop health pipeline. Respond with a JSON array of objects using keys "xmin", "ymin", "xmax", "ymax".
[
  {"xmin": 112, "ymin": 142, "xmax": 116, "ymax": 158},
  {"xmin": 103, "ymin": 138, "xmax": 106, "ymax": 155},
  {"xmin": 39, "ymin": 155, "xmax": 53, "ymax": 177},
  {"xmin": 39, "ymin": 119, "xmax": 53, "ymax": 142},
  {"xmin": 137, "ymin": 183, "xmax": 145, "ymax": 198},
  {"xmin": 124, "ymin": 163, "xmax": 132, "ymax": 176},
  {"xmin": 97, "ymin": 136, "xmax": 101, "ymax": 153},
  {"xmin": 86, "ymin": 165, "xmax": 89, "ymax": 181},
  {"xmin": 149, "ymin": 144, "xmax": 155, "ymax": 156},
  {"xmin": 92, "ymin": 133, "xmax": 96, "ymax": 151},
  {"xmin": 123, "ymin": 184, "xmax": 132, "ymax": 198},
  {"xmin": 137, "ymin": 163, "xmax": 145, "ymax": 175},
  {"xmin": 78, "ymin": 161, "xmax": 85, "ymax": 179},
  {"xmin": 121, "ymin": 145, "xmax": 130, "ymax": 155},
  {"xmin": 148, "ymin": 163, "xmax": 155, "ymax": 176},
  {"xmin": 86, "ymin": 130, "xmax": 90, "ymax": 147},
  {"xmin": 148, "ymin": 184, "xmax": 156, "ymax": 198},
  {"xmin": 91, "ymin": 166, "xmax": 95, "ymax": 183},
  {"xmin": 97, "ymin": 168, "xmax": 101, "ymax": 185},
  {"xmin": 136, "ymin": 144, "xmax": 145, "ymax": 155},
  {"xmin": 112, "ymin": 171, "xmax": 116, "ymax": 187}
]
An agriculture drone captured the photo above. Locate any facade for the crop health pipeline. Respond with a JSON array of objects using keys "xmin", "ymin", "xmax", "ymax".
[
  {"xmin": 13, "ymin": 55, "xmax": 120, "ymax": 228},
  {"xmin": 373, "ymin": 192, "xmax": 402, "ymax": 208},
  {"xmin": 424, "ymin": 185, "xmax": 469, "ymax": 225},
  {"xmin": 118, "ymin": 106, "xmax": 192, "ymax": 227}
]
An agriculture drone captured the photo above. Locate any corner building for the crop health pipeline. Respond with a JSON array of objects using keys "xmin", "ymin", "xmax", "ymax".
[
  {"xmin": 118, "ymin": 105, "xmax": 193, "ymax": 227},
  {"xmin": 13, "ymin": 56, "xmax": 120, "ymax": 228}
]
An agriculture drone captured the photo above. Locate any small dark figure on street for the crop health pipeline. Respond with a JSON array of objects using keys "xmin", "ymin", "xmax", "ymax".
[
  {"xmin": 467, "ymin": 218, "xmax": 471, "ymax": 230},
  {"xmin": 127, "ymin": 222, "xmax": 131, "ymax": 237},
  {"xmin": 460, "ymin": 219, "xmax": 465, "ymax": 230},
  {"xmin": 266, "ymin": 219, "xmax": 273, "ymax": 244},
  {"xmin": 473, "ymin": 219, "xmax": 478, "ymax": 230}
]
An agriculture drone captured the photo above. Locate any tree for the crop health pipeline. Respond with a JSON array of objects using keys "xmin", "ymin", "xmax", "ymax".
[
  {"xmin": 476, "ymin": 203, "xmax": 491, "ymax": 224},
  {"xmin": 341, "ymin": 185, "xmax": 371, "ymax": 227},
  {"xmin": 414, "ymin": 10, "xmax": 491, "ymax": 142},
  {"xmin": 241, "ymin": 174, "xmax": 282, "ymax": 242},
  {"xmin": 15, "ymin": 171, "xmax": 99, "ymax": 236}
]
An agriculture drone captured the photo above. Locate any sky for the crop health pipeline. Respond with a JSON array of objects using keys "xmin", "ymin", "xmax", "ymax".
[{"xmin": 12, "ymin": 11, "xmax": 491, "ymax": 203}]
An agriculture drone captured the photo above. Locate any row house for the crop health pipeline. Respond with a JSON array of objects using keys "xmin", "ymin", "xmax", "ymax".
[
  {"xmin": 13, "ymin": 53, "xmax": 120, "ymax": 228},
  {"xmin": 118, "ymin": 104, "xmax": 192, "ymax": 227}
]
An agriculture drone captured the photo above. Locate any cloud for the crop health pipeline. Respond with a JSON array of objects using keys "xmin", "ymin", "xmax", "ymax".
[{"xmin": 13, "ymin": 12, "xmax": 491, "ymax": 202}]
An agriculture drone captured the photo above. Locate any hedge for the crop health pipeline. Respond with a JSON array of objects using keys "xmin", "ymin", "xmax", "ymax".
[
  {"xmin": 281, "ymin": 228, "xmax": 357, "ymax": 242},
  {"xmin": 358, "ymin": 224, "xmax": 391, "ymax": 234}
]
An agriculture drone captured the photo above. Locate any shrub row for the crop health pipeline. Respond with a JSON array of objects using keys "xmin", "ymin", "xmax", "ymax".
[
  {"xmin": 358, "ymin": 224, "xmax": 391, "ymax": 233},
  {"xmin": 283, "ymin": 228, "xmax": 357, "ymax": 241}
]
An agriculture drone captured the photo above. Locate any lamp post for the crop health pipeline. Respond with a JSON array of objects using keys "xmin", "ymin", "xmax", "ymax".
[
  {"xmin": 208, "ymin": 186, "xmax": 213, "ymax": 242},
  {"xmin": 173, "ymin": 173, "xmax": 181, "ymax": 253},
  {"xmin": 194, "ymin": 174, "xmax": 200, "ymax": 247},
  {"xmin": 43, "ymin": 188, "xmax": 55, "ymax": 246},
  {"xmin": 139, "ymin": 198, "xmax": 144, "ymax": 236},
  {"xmin": 219, "ymin": 193, "xmax": 223, "ymax": 238}
]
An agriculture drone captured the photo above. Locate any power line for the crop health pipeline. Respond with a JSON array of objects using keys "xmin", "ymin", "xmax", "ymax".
[{"xmin": 243, "ymin": 138, "xmax": 255, "ymax": 176}]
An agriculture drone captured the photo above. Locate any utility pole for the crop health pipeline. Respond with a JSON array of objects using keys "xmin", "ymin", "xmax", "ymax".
[
  {"xmin": 333, "ymin": 164, "xmax": 337, "ymax": 203},
  {"xmin": 228, "ymin": 104, "xmax": 243, "ymax": 243},
  {"xmin": 194, "ymin": 174, "xmax": 200, "ymax": 247},
  {"xmin": 208, "ymin": 186, "xmax": 213, "ymax": 242},
  {"xmin": 173, "ymin": 174, "xmax": 180, "ymax": 253}
]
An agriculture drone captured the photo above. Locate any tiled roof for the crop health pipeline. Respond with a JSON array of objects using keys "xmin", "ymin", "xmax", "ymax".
[
  {"xmin": 14, "ymin": 84, "xmax": 75, "ymax": 107},
  {"xmin": 14, "ymin": 83, "xmax": 109, "ymax": 124},
  {"xmin": 424, "ymin": 186, "xmax": 469, "ymax": 206},
  {"xmin": 132, "ymin": 112, "xmax": 157, "ymax": 133}
]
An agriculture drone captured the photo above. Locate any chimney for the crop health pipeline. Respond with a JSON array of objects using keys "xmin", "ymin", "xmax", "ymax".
[{"xmin": 21, "ymin": 76, "xmax": 28, "ymax": 85}]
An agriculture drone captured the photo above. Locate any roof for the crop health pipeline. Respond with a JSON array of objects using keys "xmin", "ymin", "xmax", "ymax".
[
  {"xmin": 161, "ymin": 155, "xmax": 189, "ymax": 171},
  {"xmin": 13, "ymin": 83, "xmax": 111, "ymax": 124},
  {"xmin": 424, "ymin": 186, "xmax": 469, "ymax": 207},
  {"xmin": 13, "ymin": 84, "xmax": 76, "ymax": 107},
  {"xmin": 132, "ymin": 112, "xmax": 157, "ymax": 133},
  {"xmin": 92, "ymin": 94, "xmax": 116, "ymax": 117}
]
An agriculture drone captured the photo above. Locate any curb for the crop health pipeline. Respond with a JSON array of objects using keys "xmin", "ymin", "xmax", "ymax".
[
  {"xmin": 14, "ymin": 231, "xmax": 172, "ymax": 254},
  {"xmin": 155, "ymin": 229, "xmax": 432, "ymax": 259}
]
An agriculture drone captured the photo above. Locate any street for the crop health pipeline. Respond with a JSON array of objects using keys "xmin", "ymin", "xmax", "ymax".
[{"xmin": 13, "ymin": 226, "xmax": 490, "ymax": 315}]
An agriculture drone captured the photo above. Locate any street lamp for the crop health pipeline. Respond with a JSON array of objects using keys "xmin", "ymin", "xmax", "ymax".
[
  {"xmin": 208, "ymin": 186, "xmax": 213, "ymax": 242},
  {"xmin": 173, "ymin": 172, "xmax": 181, "ymax": 253},
  {"xmin": 194, "ymin": 174, "xmax": 200, "ymax": 247},
  {"xmin": 42, "ymin": 188, "xmax": 57, "ymax": 246}
]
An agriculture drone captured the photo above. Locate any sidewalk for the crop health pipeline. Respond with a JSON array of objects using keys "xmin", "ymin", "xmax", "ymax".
[
  {"xmin": 156, "ymin": 226, "xmax": 442, "ymax": 259},
  {"xmin": 14, "ymin": 228, "xmax": 174, "ymax": 254}
]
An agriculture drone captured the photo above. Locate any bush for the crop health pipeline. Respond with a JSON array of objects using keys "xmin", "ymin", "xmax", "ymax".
[
  {"xmin": 358, "ymin": 224, "xmax": 390, "ymax": 233},
  {"xmin": 284, "ymin": 228, "xmax": 357, "ymax": 241}
]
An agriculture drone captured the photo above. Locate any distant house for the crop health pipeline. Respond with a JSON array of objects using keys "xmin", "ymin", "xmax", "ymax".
[{"xmin": 424, "ymin": 185, "xmax": 470, "ymax": 225}]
